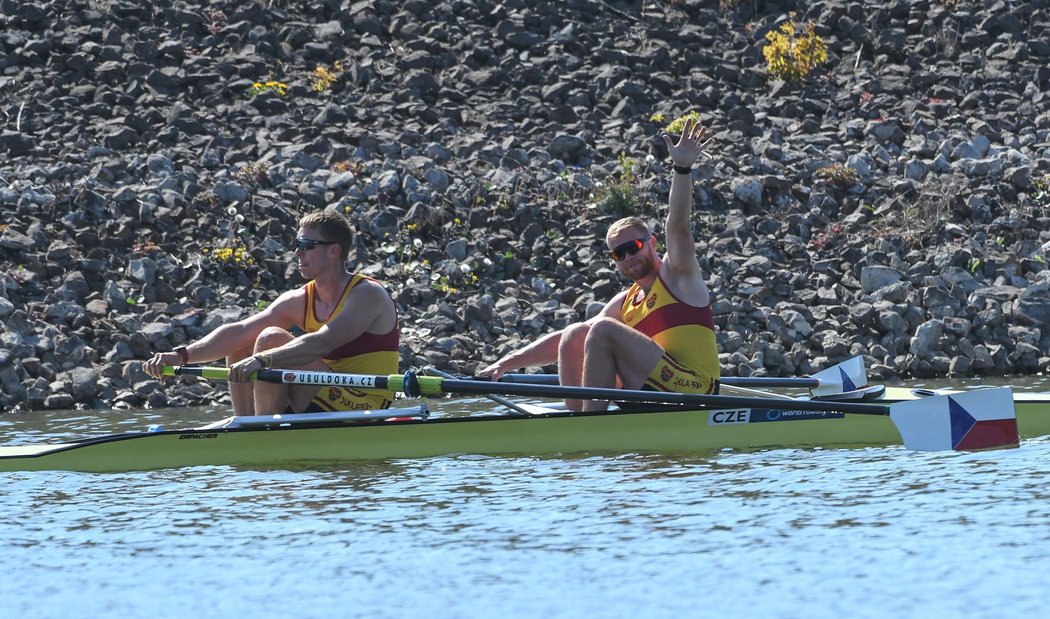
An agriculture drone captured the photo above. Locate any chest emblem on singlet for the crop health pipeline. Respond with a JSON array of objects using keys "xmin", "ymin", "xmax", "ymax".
[
  {"xmin": 660, "ymin": 365, "xmax": 673, "ymax": 382},
  {"xmin": 646, "ymin": 294, "xmax": 657, "ymax": 308}
]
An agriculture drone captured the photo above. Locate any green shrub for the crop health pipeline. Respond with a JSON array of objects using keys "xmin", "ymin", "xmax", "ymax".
[
  {"xmin": 663, "ymin": 111, "xmax": 702, "ymax": 136},
  {"xmin": 597, "ymin": 153, "xmax": 642, "ymax": 216},
  {"xmin": 814, "ymin": 163, "xmax": 859, "ymax": 190},
  {"xmin": 762, "ymin": 16, "xmax": 828, "ymax": 83}
]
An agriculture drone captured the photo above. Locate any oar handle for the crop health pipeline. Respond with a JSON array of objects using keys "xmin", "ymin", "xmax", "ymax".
[
  {"xmin": 163, "ymin": 365, "xmax": 233, "ymax": 380},
  {"xmin": 164, "ymin": 365, "xmax": 401, "ymax": 391}
]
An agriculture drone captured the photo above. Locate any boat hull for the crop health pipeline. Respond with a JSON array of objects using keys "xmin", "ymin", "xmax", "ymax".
[{"xmin": 2, "ymin": 387, "xmax": 1049, "ymax": 473}]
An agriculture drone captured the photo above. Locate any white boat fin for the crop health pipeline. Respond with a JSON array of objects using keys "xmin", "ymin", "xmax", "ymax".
[
  {"xmin": 812, "ymin": 385, "xmax": 885, "ymax": 402},
  {"xmin": 810, "ymin": 356, "xmax": 868, "ymax": 397}
]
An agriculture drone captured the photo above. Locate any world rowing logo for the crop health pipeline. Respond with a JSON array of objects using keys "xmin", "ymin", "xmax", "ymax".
[{"xmin": 751, "ymin": 409, "xmax": 844, "ymax": 422}]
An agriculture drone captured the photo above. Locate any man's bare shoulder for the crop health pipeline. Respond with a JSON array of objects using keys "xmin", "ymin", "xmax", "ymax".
[
  {"xmin": 342, "ymin": 275, "xmax": 396, "ymax": 317},
  {"xmin": 271, "ymin": 284, "xmax": 307, "ymax": 305},
  {"xmin": 261, "ymin": 285, "xmax": 307, "ymax": 322},
  {"xmin": 347, "ymin": 276, "xmax": 392, "ymax": 299},
  {"xmin": 658, "ymin": 262, "xmax": 710, "ymax": 306},
  {"xmin": 589, "ymin": 290, "xmax": 628, "ymax": 322}
]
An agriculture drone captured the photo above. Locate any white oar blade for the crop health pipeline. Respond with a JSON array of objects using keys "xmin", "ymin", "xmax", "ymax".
[
  {"xmin": 810, "ymin": 356, "xmax": 868, "ymax": 397},
  {"xmin": 889, "ymin": 387, "xmax": 1019, "ymax": 451}
]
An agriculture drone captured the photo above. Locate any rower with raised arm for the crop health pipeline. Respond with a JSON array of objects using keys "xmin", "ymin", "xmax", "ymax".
[
  {"xmin": 142, "ymin": 210, "xmax": 400, "ymax": 415},
  {"xmin": 477, "ymin": 118, "xmax": 718, "ymax": 411}
]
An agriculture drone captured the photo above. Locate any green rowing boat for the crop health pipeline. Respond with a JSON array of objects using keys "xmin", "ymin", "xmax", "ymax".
[{"xmin": 0, "ymin": 383, "xmax": 1036, "ymax": 473}]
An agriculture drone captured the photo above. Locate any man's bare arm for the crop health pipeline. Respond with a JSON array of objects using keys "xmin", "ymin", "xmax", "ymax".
[
  {"xmin": 661, "ymin": 117, "xmax": 710, "ymax": 277},
  {"xmin": 262, "ymin": 282, "xmax": 389, "ymax": 367}
]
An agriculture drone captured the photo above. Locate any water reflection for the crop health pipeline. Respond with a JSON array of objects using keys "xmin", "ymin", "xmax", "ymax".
[{"xmin": 4, "ymin": 435, "xmax": 1050, "ymax": 617}]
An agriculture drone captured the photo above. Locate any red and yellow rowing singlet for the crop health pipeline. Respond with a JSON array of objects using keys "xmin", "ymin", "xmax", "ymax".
[
  {"xmin": 303, "ymin": 274, "xmax": 399, "ymax": 410},
  {"xmin": 620, "ymin": 273, "xmax": 719, "ymax": 394}
]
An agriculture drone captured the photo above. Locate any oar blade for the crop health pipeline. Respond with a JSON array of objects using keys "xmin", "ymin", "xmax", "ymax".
[
  {"xmin": 810, "ymin": 356, "xmax": 868, "ymax": 397},
  {"xmin": 888, "ymin": 387, "xmax": 1019, "ymax": 451}
]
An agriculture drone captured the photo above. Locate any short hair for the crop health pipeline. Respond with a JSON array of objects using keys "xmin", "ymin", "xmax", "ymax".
[
  {"xmin": 300, "ymin": 210, "xmax": 354, "ymax": 262},
  {"xmin": 606, "ymin": 216, "xmax": 650, "ymax": 245}
]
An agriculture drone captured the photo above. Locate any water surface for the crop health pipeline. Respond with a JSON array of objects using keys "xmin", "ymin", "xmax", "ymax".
[{"xmin": 3, "ymin": 379, "xmax": 1049, "ymax": 618}]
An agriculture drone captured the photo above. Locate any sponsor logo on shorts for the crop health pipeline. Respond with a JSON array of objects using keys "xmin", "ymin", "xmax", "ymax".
[
  {"xmin": 319, "ymin": 387, "xmax": 386, "ymax": 411},
  {"xmin": 660, "ymin": 365, "xmax": 673, "ymax": 382},
  {"xmin": 671, "ymin": 376, "xmax": 705, "ymax": 390}
]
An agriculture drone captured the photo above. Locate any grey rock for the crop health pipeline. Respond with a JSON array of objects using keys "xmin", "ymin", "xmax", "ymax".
[
  {"xmin": 446, "ymin": 239, "xmax": 468, "ymax": 261},
  {"xmin": 910, "ymin": 319, "xmax": 944, "ymax": 357},
  {"xmin": 1017, "ymin": 281, "xmax": 1050, "ymax": 326},
  {"xmin": 0, "ymin": 228, "xmax": 34, "ymax": 250},
  {"xmin": 0, "ymin": 296, "xmax": 14, "ymax": 320},
  {"xmin": 731, "ymin": 178, "xmax": 763, "ymax": 209},
  {"xmin": 860, "ymin": 266, "xmax": 902, "ymax": 294},
  {"xmin": 0, "ymin": 0, "xmax": 1045, "ymax": 411}
]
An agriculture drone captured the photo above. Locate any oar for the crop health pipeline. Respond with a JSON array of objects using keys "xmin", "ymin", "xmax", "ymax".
[
  {"xmin": 165, "ymin": 366, "xmax": 1019, "ymax": 452},
  {"xmin": 422, "ymin": 367, "xmax": 535, "ymax": 417},
  {"xmin": 492, "ymin": 356, "xmax": 868, "ymax": 397}
]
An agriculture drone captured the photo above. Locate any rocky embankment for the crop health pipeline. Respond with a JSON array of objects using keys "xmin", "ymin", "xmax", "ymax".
[{"xmin": 1, "ymin": 0, "xmax": 1049, "ymax": 411}]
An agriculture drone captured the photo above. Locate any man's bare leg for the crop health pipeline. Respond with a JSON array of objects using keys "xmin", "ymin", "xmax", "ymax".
[
  {"xmin": 250, "ymin": 327, "xmax": 325, "ymax": 415},
  {"xmin": 580, "ymin": 318, "xmax": 664, "ymax": 412},
  {"xmin": 557, "ymin": 322, "xmax": 590, "ymax": 411},
  {"xmin": 226, "ymin": 344, "xmax": 256, "ymax": 416}
]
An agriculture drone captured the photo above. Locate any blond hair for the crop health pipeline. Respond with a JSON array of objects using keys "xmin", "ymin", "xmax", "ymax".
[{"xmin": 605, "ymin": 216, "xmax": 650, "ymax": 245}]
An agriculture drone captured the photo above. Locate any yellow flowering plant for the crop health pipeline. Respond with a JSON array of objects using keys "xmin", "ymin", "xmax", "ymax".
[
  {"xmin": 310, "ymin": 61, "xmax": 343, "ymax": 93},
  {"xmin": 663, "ymin": 111, "xmax": 702, "ymax": 136},
  {"xmin": 762, "ymin": 15, "xmax": 828, "ymax": 83},
  {"xmin": 246, "ymin": 80, "xmax": 288, "ymax": 97},
  {"xmin": 204, "ymin": 244, "xmax": 254, "ymax": 265}
]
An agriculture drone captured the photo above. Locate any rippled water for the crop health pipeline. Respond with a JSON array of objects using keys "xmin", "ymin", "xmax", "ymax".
[{"xmin": 3, "ymin": 379, "xmax": 1050, "ymax": 618}]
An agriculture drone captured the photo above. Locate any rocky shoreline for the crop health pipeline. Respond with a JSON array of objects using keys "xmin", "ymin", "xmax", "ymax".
[{"xmin": 1, "ymin": 0, "xmax": 1049, "ymax": 412}]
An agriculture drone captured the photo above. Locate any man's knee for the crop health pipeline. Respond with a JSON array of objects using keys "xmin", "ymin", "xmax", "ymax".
[
  {"xmin": 255, "ymin": 326, "xmax": 294, "ymax": 350},
  {"xmin": 560, "ymin": 322, "xmax": 590, "ymax": 353},
  {"xmin": 585, "ymin": 317, "xmax": 621, "ymax": 342}
]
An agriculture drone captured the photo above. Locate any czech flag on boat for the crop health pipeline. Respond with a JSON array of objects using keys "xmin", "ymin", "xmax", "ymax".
[{"xmin": 889, "ymin": 387, "xmax": 1020, "ymax": 451}]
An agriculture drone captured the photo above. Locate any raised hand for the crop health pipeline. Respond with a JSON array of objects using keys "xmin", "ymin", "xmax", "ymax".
[{"xmin": 661, "ymin": 117, "xmax": 712, "ymax": 168}]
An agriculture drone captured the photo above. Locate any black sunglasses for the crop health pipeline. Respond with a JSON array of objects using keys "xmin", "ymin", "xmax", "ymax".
[
  {"xmin": 294, "ymin": 238, "xmax": 337, "ymax": 252},
  {"xmin": 610, "ymin": 236, "xmax": 651, "ymax": 261}
]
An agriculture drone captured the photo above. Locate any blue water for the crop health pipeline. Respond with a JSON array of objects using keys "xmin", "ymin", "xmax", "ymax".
[{"xmin": 3, "ymin": 380, "xmax": 1050, "ymax": 618}]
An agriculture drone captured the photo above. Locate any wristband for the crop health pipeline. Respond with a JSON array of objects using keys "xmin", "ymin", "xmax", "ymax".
[
  {"xmin": 673, "ymin": 165, "xmax": 692, "ymax": 175},
  {"xmin": 174, "ymin": 346, "xmax": 189, "ymax": 364},
  {"xmin": 253, "ymin": 353, "xmax": 272, "ymax": 369}
]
